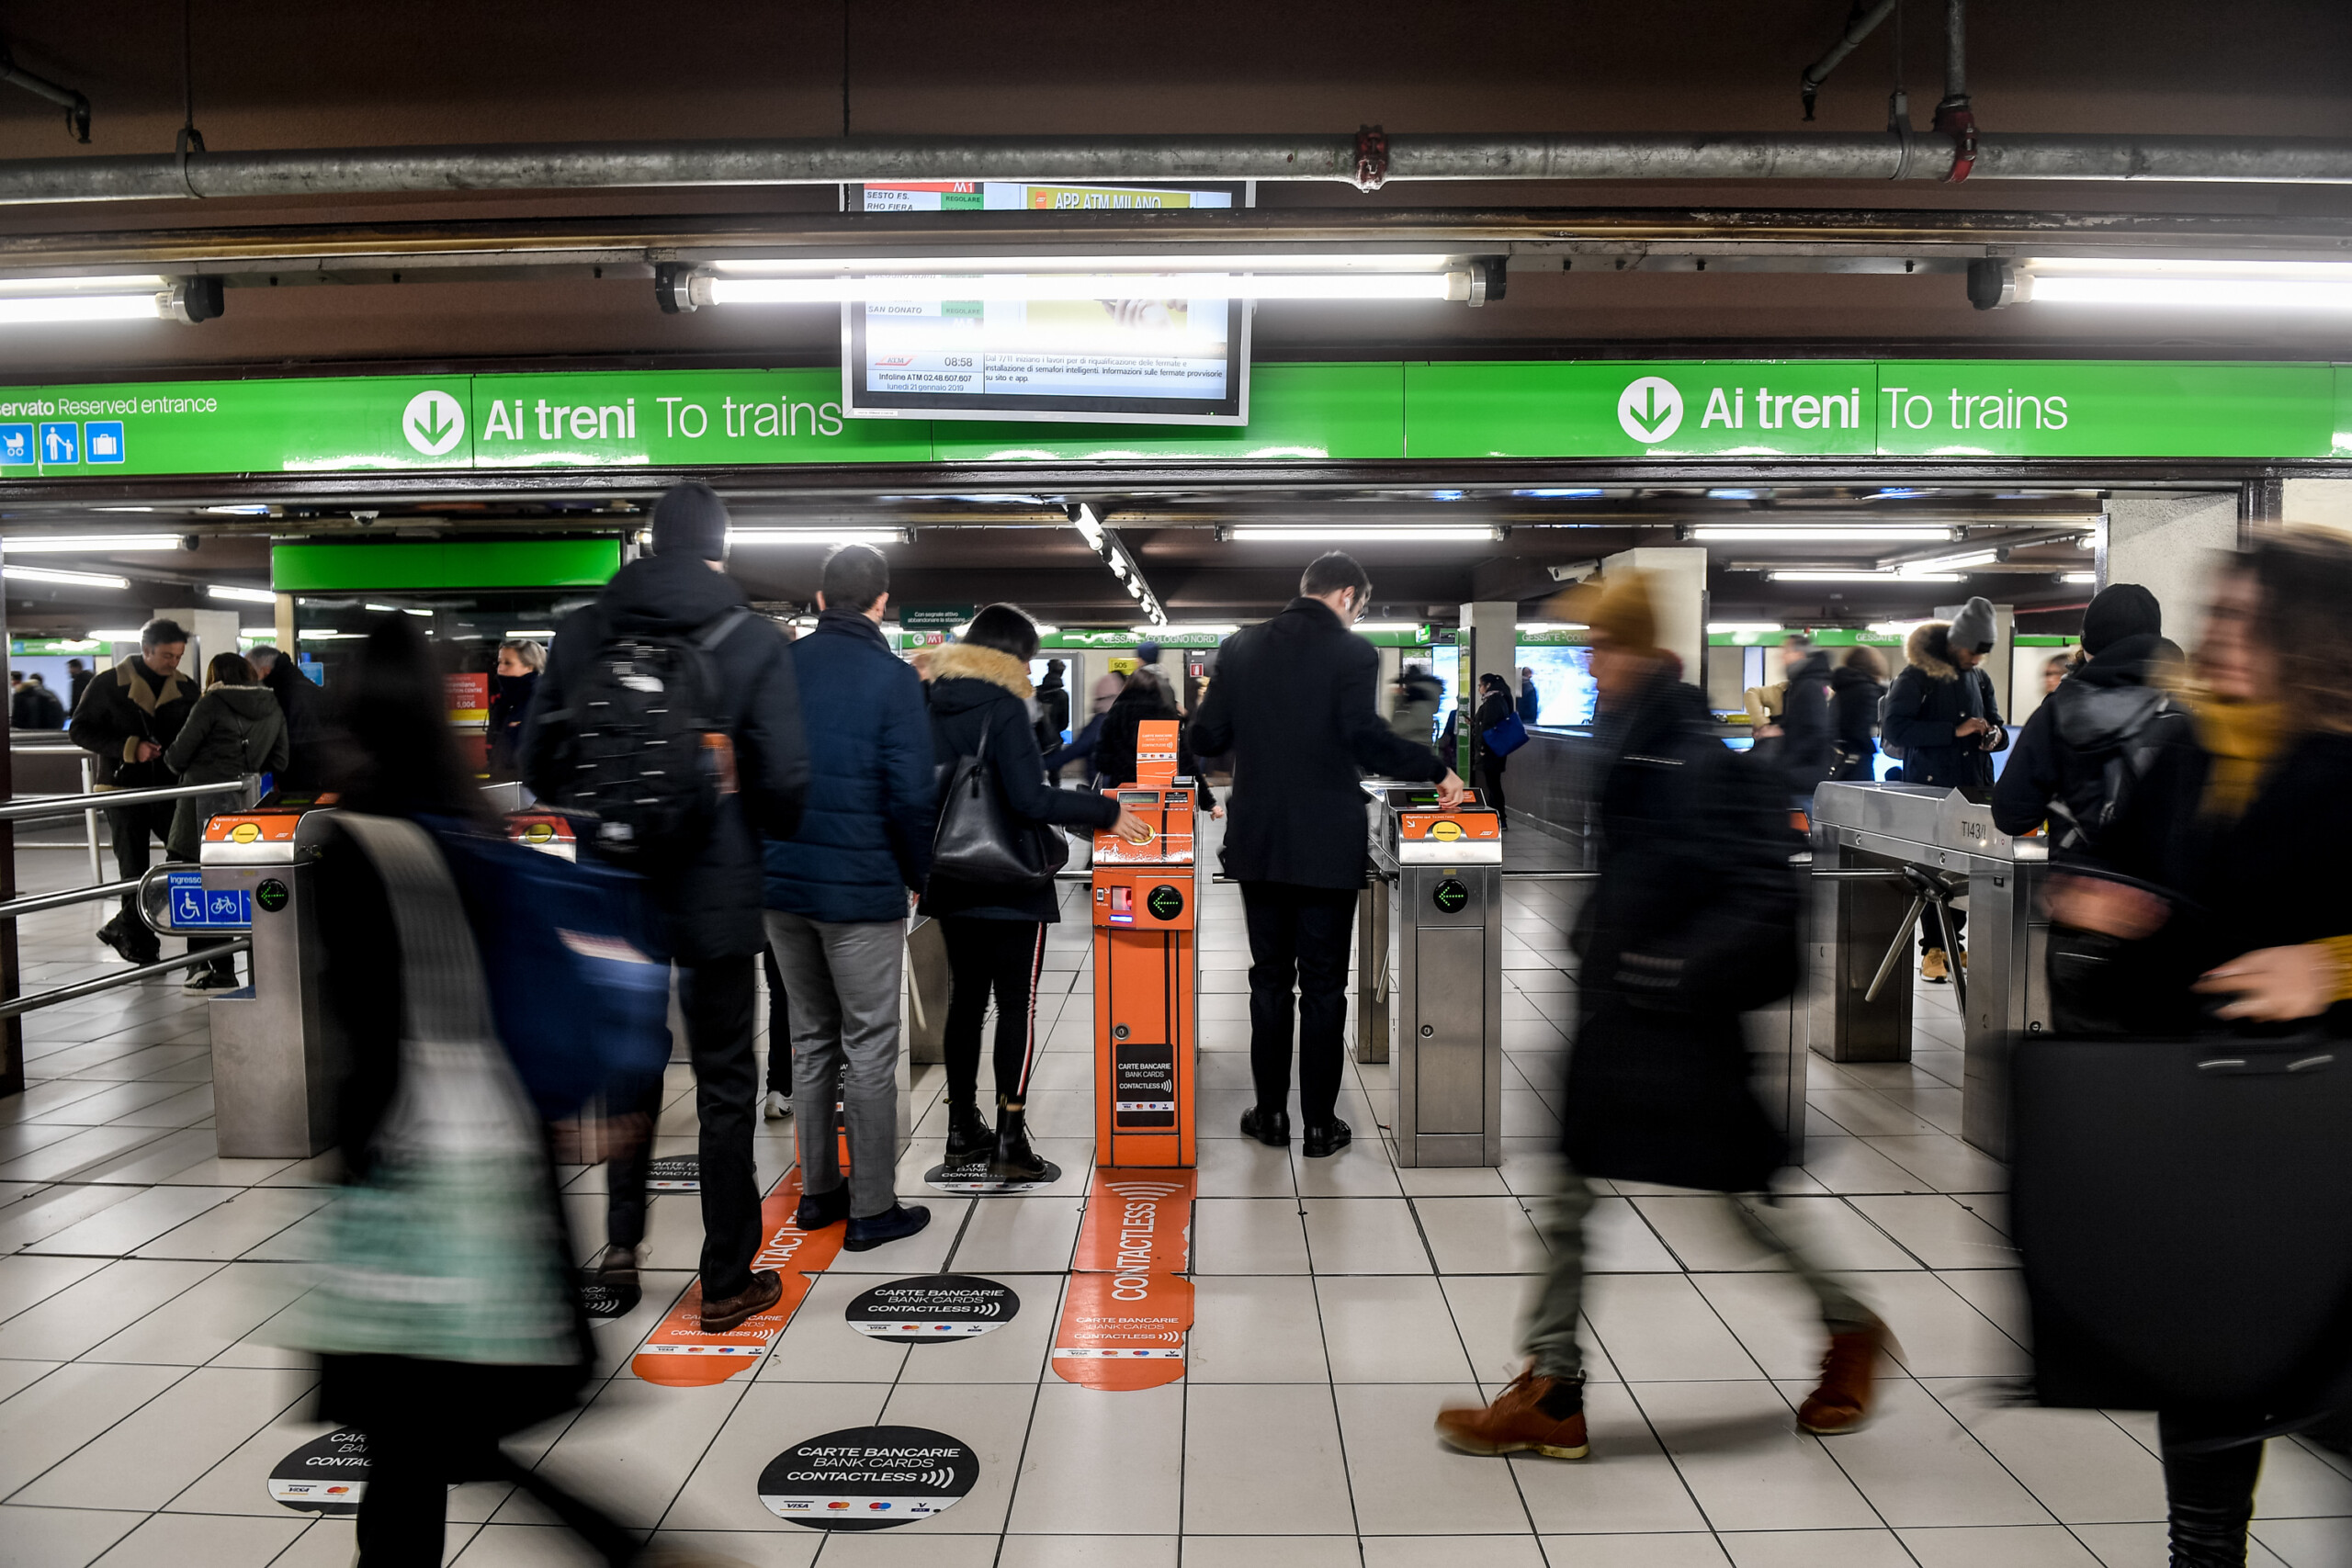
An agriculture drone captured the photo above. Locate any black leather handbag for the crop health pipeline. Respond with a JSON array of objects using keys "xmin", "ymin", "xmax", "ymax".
[
  {"xmin": 930, "ymin": 722, "xmax": 1068, "ymax": 888},
  {"xmin": 2011, "ymin": 1028, "xmax": 2352, "ymax": 1424}
]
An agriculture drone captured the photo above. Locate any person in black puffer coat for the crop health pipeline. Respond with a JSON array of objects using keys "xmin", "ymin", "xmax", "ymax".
[
  {"xmin": 1828, "ymin": 645, "xmax": 1888, "ymax": 782},
  {"xmin": 1883, "ymin": 597, "xmax": 2008, "ymax": 791},
  {"xmin": 1772, "ymin": 635, "xmax": 1836, "ymax": 807},
  {"xmin": 922, "ymin": 607, "xmax": 1152, "ymax": 1179}
]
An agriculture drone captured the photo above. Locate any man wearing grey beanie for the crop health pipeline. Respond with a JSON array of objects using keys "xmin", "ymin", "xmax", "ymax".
[{"xmin": 1883, "ymin": 594, "xmax": 2008, "ymax": 980}]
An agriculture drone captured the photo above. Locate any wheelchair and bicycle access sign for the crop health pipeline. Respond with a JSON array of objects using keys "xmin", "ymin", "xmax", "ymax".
[{"xmin": 165, "ymin": 871, "xmax": 250, "ymax": 930}]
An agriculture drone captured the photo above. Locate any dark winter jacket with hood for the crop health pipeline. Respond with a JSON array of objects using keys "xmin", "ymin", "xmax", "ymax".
[
  {"xmin": 163, "ymin": 683, "xmax": 290, "ymax": 860},
  {"xmin": 1992, "ymin": 632, "xmax": 2186, "ymax": 859},
  {"xmin": 1883, "ymin": 621, "xmax": 2008, "ymax": 789},
  {"xmin": 1190, "ymin": 596, "xmax": 1449, "ymax": 889},
  {"xmin": 523, "ymin": 550, "xmax": 809, "ymax": 961},
  {"xmin": 1828, "ymin": 661, "xmax": 1886, "ymax": 778},
  {"xmin": 922, "ymin": 642, "xmax": 1122, "ymax": 924},
  {"xmin": 760, "ymin": 605, "xmax": 935, "ymax": 926},
  {"xmin": 260, "ymin": 657, "xmax": 329, "ymax": 792},
  {"xmin": 1562, "ymin": 669, "xmax": 1803, "ymax": 1193},
  {"xmin": 1776, "ymin": 648, "xmax": 1836, "ymax": 801}
]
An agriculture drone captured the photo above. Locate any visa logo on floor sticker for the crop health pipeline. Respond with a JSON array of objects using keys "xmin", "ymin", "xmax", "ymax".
[
  {"xmin": 1052, "ymin": 1166, "xmax": 1200, "ymax": 1391},
  {"xmin": 631, "ymin": 1166, "xmax": 844, "ymax": 1386}
]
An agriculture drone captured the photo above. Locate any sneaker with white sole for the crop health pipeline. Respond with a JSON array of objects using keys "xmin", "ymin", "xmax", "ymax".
[{"xmin": 761, "ymin": 1090, "xmax": 791, "ymax": 1121}]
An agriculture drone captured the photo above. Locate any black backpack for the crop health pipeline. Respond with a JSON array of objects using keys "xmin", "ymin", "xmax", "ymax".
[
  {"xmin": 555, "ymin": 608, "xmax": 751, "ymax": 864},
  {"xmin": 2044, "ymin": 680, "xmax": 2182, "ymax": 855}
]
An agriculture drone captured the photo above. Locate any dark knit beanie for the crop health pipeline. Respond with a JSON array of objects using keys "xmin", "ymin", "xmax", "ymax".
[
  {"xmin": 650, "ymin": 482, "xmax": 729, "ymax": 561},
  {"xmin": 2080, "ymin": 582, "xmax": 2162, "ymax": 658}
]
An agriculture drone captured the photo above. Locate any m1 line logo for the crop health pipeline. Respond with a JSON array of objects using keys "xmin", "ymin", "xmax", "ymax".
[{"xmin": 401, "ymin": 389, "xmax": 466, "ymax": 457}]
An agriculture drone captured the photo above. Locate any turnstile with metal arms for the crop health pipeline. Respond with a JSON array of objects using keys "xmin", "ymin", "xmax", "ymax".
[
  {"xmin": 1809, "ymin": 781, "xmax": 2050, "ymax": 1157},
  {"xmin": 1367, "ymin": 784, "xmax": 1505, "ymax": 1167},
  {"xmin": 198, "ymin": 805, "xmax": 344, "ymax": 1158}
]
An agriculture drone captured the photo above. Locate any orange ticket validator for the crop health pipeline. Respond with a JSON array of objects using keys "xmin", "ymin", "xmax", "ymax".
[{"xmin": 1092, "ymin": 719, "xmax": 1197, "ymax": 1168}]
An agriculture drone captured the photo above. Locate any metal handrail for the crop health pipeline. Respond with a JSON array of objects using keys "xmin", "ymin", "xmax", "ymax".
[
  {"xmin": 0, "ymin": 777, "xmax": 246, "ymax": 824},
  {"xmin": 0, "ymin": 876, "xmax": 139, "ymax": 921},
  {"xmin": 0, "ymin": 938, "xmax": 253, "ymax": 1018}
]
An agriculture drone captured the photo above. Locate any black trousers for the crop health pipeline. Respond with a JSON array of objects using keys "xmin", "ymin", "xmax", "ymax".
[
  {"xmin": 1477, "ymin": 762, "xmax": 1508, "ymax": 818},
  {"xmin": 939, "ymin": 916, "xmax": 1046, "ymax": 1104},
  {"xmin": 1921, "ymin": 902, "xmax": 1968, "ymax": 957},
  {"xmin": 107, "ymin": 800, "xmax": 175, "ymax": 952},
  {"xmin": 605, "ymin": 953, "xmax": 763, "ymax": 1298},
  {"xmin": 2159, "ymin": 1416, "xmax": 2265, "ymax": 1567},
  {"xmin": 1239, "ymin": 881, "xmax": 1359, "ymax": 1125},
  {"xmin": 358, "ymin": 1433, "xmax": 635, "ymax": 1566},
  {"xmin": 763, "ymin": 944, "xmax": 792, "ymax": 1096}
]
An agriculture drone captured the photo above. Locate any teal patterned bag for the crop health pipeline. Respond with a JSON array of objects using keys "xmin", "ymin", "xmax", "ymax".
[{"xmin": 280, "ymin": 815, "xmax": 576, "ymax": 1367}]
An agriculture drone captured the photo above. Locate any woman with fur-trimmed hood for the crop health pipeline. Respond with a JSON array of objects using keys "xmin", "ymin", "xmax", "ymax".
[
  {"xmin": 922, "ymin": 605, "xmax": 1153, "ymax": 1182},
  {"xmin": 1883, "ymin": 596, "xmax": 2009, "ymax": 791}
]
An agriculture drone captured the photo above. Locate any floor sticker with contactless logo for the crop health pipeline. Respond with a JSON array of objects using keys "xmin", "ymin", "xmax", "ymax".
[
  {"xmin": 646, "ymin": 1155, "xmax": 699, "ymax": 1192},
  {"xmin": 847, "ymin": 1274, "xmax": 1019, "ymax": 1339},
  {"xmin": 759, "ymin": 1425, "xmax": 978, "ymax": 1529},
  {"xmin": 631, "ymin": 1166, "xmax": 844, "ymax": 1386},
  {"xmin": 922, "ymin": 1154, "xmax": 1062, "ymax": 1193},
  {"xmin": 1053, "ymin": 1167, "xmax": 1197, "ymax": 1391},
  {"xmin": 268, "ymin": 1428, "xmax": 370, "ymax": 1514}
]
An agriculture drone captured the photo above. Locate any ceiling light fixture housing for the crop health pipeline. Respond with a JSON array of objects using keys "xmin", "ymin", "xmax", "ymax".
[
  {"xmin": 0, "ymin": 274, "xmax": 221, "ymax": 324},
  {"xmin": 686, "ymin": 253, "xmax": 1489, "ymax": 308},
  {"xmin": 1979, "ymin": 256, "xmax": 2352, "ymax": 312},
  {"xmin": 5, "ymin": 564, "xmax": 130, "ymax": 590},
  {"xmin": 4, "ymin": 533, "xmax": 185, "ymax": 552},
  {"xmin": 1219, "ymin": 525, "xmax": 1502, "ymax": 543},
  {"xmin": 1769, "ymin": 570, "xmax": 1965, "ymax": 583}
]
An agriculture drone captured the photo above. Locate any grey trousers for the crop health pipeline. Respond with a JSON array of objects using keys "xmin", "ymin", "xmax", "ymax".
[
  {"xmin": 1523, "ymin": 1167, "xmax": 1874, "ymax": 1382},
  {"xmin": 765, "ymin": 909, "xmax": 905, "ymax": 1221}
]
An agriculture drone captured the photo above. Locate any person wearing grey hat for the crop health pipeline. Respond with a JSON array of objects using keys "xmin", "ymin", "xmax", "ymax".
[{"xmin": 1883, "ymin": 594, "xmax": 2008, "ymax": 980}]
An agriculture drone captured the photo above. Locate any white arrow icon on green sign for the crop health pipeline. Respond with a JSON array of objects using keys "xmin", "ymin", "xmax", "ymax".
[
  {"xmin": 401, "ymin": 389, "xmax": 466, "ymax": 457},
  {"xmin": 1616, "ymin": 376, "xmax": 1683, "ymax": 445}
]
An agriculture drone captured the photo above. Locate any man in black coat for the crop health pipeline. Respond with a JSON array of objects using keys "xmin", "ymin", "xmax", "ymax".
[
  {"xmin": 70, "ymin": 619, "xmax": 195, "ymax": 964},
  {"xmin": 1190, "ymin": 551, "xmax": 1463, "ymax": 1157},
  {"xmin": 1883, "ymin": 595, "xmax": 2008, "ymax": 792},
  {"xmin": 523, "ymin": 482, "xmax": 810, "ymax": 1333},
  {"xmin": 1770, "ymin": 634, "xmax": 1836, "ymax": 807},
  {"xmin": 1437, "ymin": 569, "xmax": 1887, "ymax": 1462}
]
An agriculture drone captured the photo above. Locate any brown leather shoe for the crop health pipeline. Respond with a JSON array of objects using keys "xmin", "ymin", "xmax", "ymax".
[
  {"xmin": 1797, "ymin": 1315, "xmax": 1898, "ymax": 1435},
  {"xmin": 1434, "ymin": 1368, "xmax": 1589, "ymax": 1459},
  {"xmin": 698, "ymin": 1269, "xmax": 784, "ymax": 1334}
]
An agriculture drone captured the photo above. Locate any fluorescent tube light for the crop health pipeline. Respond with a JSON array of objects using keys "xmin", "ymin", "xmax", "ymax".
[
  {"xmin": 725, "ymin": 528, "xmax": 907, "ymax": 546},
  {"xmin": 2020, "ymin": 259, "xmax": 2352, "ymax": 310},
  {"xmin": 711, "ymin": 253, "xmax": 1458, "ymax": 276},
  {"xmin": 1708, "ymin": 623, "xmax": 1786, "ymax": 634},
  {"xmin": 1133, "ymin": 623, "xmax": 1238, "ymax": 636},
  {"xmin": 2061, "ymin": 570, "xmax": 2098, "ymax": 585},
  {"xmin": 238, "ymin": 627, "xmax": 277, "ymax": 639},
  {"xmin": 1223, "ymin": 525, "xmax": 1501, "ymax": 543},
  {"xmin": 4, "ymin": 534, "xmax": 183, "ymax": 553},
  {"xmin": 1069, "ymin": 503, "xmax": 1107, "ymax": 551},
  {"xmin": 208, "ymin": 583, "xmax": 277, "ymax": 604},
  {"xmin": 1517, "ymin": 622, "xmax": 1587, "ymax": 633},
  {"xmin": 85, "ymin": 629, "xmax": 145, "ymax": 642},
  {"xmin": 1769, "ymin": 570, "xmax": 1964, "ymax": 584},
  {"xmin": 1894, "ymin": 550, "xmax": 2000, "ymax": 576},
  {"xmin": 699, "ymin": 271, "xmax": 1468, "ymax": 306},
  {"xmin": 5, "ymin": 565, "xmax": 129, "ymax": 590},
  {"xmin": 297, "ymin": 630, "xmax": 361, "ymax": 639},
  {"xmin": 504, "ymin": 629, "xmax": 554, "ymax": 638},
  {"xmin": 1685, "ymin": 525, "xmax": 1958, "ymax": 543},
  {"xmin": 0, "ymin": 274, "xmax": 181, "ymax": 325},
  {"xmin": 1868, "ymin": 620, "xmax": 1929, "ymax": 636},
  {"xmin": 1353, "ymin": 621, "xmax": 1428, "ymax": 634}
]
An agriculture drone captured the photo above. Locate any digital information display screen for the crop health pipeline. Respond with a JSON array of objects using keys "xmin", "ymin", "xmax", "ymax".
[{"xmin": 842, "ymin": 182, "xmax": 1250, "ymax": 426}]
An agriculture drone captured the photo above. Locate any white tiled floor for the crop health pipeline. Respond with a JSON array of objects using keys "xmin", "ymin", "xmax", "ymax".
[{"xmin": 3, "ymin": 840, "xmax": 2348, "ymax": 1566}]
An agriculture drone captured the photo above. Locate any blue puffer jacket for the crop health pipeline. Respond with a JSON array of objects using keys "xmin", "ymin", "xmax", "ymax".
[{"xmin": 763, "ymin": 608, "xmax": 937, "ymax": 923}]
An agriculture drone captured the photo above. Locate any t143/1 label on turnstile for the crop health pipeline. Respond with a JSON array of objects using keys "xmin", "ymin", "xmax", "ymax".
[
  {"xmin": 168, "ymin": 871, "xmax": 251, "ymax": 928},
  {"xmin": 1114, "ymin": 1042, "xmax": 1177, "ymax": 1126}
]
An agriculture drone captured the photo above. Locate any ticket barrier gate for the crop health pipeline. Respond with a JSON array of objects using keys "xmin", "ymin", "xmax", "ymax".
[
  {"xmin": 1365, "ymin": 785, "xmax": 1505, "ymax": 1167},
  {"xmin": 1809, "ymin": 781, "xmax": 2049, "ymax": 1158},
  {"xmin": 194, "ymin": 802, "xmax": 344, "ymax": 1158},
  {"xmin": 1092, "ymin": 720, "xmax": 1197, "ymax": 1168}
]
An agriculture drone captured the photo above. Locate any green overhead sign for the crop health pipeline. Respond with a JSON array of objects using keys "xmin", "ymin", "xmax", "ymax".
[
  {"xmin": 0, "ymin": 359, "xmax": 2346, "ymax": 476},
  {"xmin": 270, "ymin": 539, "xmax": 621, "ymax": 592}
]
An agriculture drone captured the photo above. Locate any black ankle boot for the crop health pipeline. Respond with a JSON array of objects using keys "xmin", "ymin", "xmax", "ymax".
[
  {"xmin": 945, "ymin": 1098, "xmax": 994, "ymax": 1166},
  {"xmin": 989, "ymin": 1095, "xmax": 1050, "ymax": 1181}
]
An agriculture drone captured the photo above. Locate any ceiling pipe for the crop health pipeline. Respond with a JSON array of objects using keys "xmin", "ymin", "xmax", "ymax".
[
  {"xmin": 4, "ymin": 130, "xmax": 2352, "ymax": 207},
  {"xmin": 0, "ymin": 44, "xmax": 89, "ymax": 144},
  {"xmin": 1799, "ymin": 0, "xmax": 1900, "ymax": 122}
]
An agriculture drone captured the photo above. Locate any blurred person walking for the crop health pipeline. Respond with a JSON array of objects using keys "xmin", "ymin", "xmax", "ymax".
[
  {"xmin": 922, "ymin": 604, "xmax": 1153, "ymax": 1177},
  {"xmin": 163, "ymin": 651, "xmax": 288, "ymax": 992},
  {"xmin": 1437, "ymin": 571, "xmax": 1887, "ymax": 1461},
  {"xmin": 64, "ymin": 656, "xmax": 90, "ymax": 715},
  {"xmin": 1389, "ymin": 661, "xmax": 1444, "ymax": 750},
  {"xmin": 487, "ymin": 638, "xmax": 544, "ymax": 776},
  {"xmin": 1770, "ymin": 633, "xmax": 1836, "ymax": 808},
  {"xmin": 285, "ymin": 615, "xmax": 655, "ymax": 1568},
  {"xmin": 1828, "ymin": 645, "xmax": 1888, "ymax": 782},
  {"xmin": 1192, "ymin": 551, "xmax": 1463, "ymax": 1157},
  {"xmin": 1472, "ymin": 671, "xmax": 1518, "ymax": 819},
  {"xmin": 524, "ymin": 481, "xmax": 810, "ymax": 1332},
  {"xmin": 762, "ymin": 543, "xmax": 937, "ymax": 1250},
  {"xmin": 71, "ymin": 618, "xmax": 194, "ymax": 965},
  {"xmin": 1517, "ymin": 665, "xmax": 1542, "ymax": 725},
  {"xmin": 10, "ymin": 672, "xmax": 62, "ymax": 729},
  {"xmin": 2028, "ymin": 535, "xmax": 2352, "ymax": 1565}
]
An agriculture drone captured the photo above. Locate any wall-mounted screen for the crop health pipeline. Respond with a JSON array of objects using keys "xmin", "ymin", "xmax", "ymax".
[{"xmin": 841, "ymin": 182, "xmax": 1251, "ymax": 426}]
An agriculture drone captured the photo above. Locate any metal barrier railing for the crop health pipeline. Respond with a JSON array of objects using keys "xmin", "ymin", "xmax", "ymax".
[
  {"xmin": 0, "ymin": 776, "xmax": 249, "ymax": 824},
  {"xmin": 0, "ymin": 938, "xmax": 254, "ymax": 1020}
]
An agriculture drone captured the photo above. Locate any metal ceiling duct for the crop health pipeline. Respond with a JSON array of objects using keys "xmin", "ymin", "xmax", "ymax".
[{"xmin": 2, "ymin": 130, "xmax": 2352, "ymax": 207}]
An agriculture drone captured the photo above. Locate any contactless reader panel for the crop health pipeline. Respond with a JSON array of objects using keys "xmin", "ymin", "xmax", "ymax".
[{"xmin": 1091, "ymin": 721, "xmax": 1198, "ymax": 1168}]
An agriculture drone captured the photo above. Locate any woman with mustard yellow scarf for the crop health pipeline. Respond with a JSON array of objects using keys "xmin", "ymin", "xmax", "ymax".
[{"xmin": 2041, "ymin": 531, "xmax": 2352, "ymax": 1568}]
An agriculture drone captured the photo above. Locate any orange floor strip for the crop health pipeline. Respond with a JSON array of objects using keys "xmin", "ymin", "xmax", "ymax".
[
  {"xmin": 631, "ymin": 1166, "xmax": 846, "ymax": 1386},
  {"xmin": 1053, "ymin": 1167, "xmax": 1198, "ymax": 1391}
]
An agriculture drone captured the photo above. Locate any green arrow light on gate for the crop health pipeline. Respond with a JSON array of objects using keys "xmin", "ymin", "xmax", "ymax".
[
  {"xmin": 1432, "ymin": 879, "xmax": 1468, "ymax": 914},
  {"xmin": 1147, "ymin": 884, "xmax": 1183, "ymax": 920}
]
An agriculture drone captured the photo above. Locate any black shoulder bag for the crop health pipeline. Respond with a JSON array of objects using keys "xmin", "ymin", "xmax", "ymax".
[{"xmin": 930, "ymin": 718, "xmax": 1069, "ymax": 888}]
